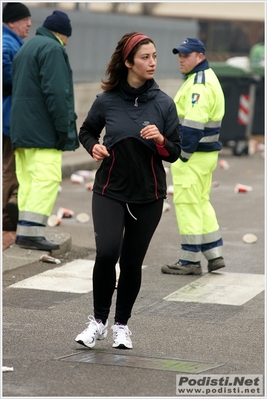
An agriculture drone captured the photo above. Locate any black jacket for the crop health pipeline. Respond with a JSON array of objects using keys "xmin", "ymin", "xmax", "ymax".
[{"xmin": 79, "ymin": 79, "xmax": 181, "ymax": 203}]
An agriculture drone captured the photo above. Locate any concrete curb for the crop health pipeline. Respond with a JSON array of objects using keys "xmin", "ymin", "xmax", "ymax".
[{"xmin": 3, "ymin": 233, "xmax": 72, "ymax": 273}]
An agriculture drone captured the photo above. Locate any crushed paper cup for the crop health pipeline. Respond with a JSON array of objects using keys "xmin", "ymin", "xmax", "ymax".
[
  {"xmin": 47, "ymin": 214, "xmax": 62, "ymax": 227},
  {"xmin": 57, "ymin": 207, "xmax": 74, "ymax": 219},
  {"xmin": 70, "ymin": 173, "xmax": 84, "ymax": 184},
  {"xmin": 211, "ymin": 181, "xmax": 220, "ymax": 188},
  {"xmin": 167, "ymin": 185, "xmax": 174, "ymax": 195},
  {"xmin": 248, "ymin": 139, "xmax": 258, "ymax": 155},
  {"xmin": 162, "ymin": 202, "xmax": 171, "ymax": 212},
  {"xmin": 248, "ymin": 139, "xmax": 265, "ymax": 155},
  {"xmin": 243, "ymin": 233, "xmax": 257, "ymax": 244},
  {"xmin": 164, "ymin": 166, "xmax": 170, "ymax": 174},
  {"xmin": 2, "ymin": 366, "xmax": 14, "ymax": 372},
  {"xmin": 39, "ymin": 254, "xmax": 61, "ymax": 265},
  {"xmin": 234, "ymin": 183, "xmax": 253, "ymax": 193},
  {"xmin": 218, "ymin": 159, "xmax": 230, "ymax": 170},
  {"xmin": 76, "ymin": 213, "xmax": 90, "ymax": 223},
  {"xmin": 75, "ymin": 170, "xmax": 96, "ymax": 180},
  {"xmin": 85, "ymin": 181, "xmax": 94, "ymax": 191}
]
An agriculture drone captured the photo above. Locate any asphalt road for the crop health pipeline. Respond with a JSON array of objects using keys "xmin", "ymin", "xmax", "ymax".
[{"xmin": 2, "ymin": 148, "xmax": 265, "ymax": 398}]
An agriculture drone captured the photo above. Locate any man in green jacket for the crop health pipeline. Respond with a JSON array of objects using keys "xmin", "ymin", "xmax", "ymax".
[{"xmin": 10, "ymin": 10, "xmax": 79, "ymax": 251}]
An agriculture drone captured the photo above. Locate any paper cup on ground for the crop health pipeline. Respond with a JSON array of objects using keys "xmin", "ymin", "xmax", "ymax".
[
  {"xmin": 211, "ymin": 181, "xmax": 220, "ymax": 188},
  {"xmin": 70, "ymin": 173, "xmax": 84, "ymax": 184},
  {"xmin": 162, "ymin": 202, "xmax": 171, "ymax": 213},
  {"xmin": 2, "ymin": 367, "xmax": 14, "ymax": 372},
  {"xmin": 164, "ymin": 166, "xmax": 170, "ymax": 174},
  {"xmin": 85, "ymin": 181, "xmax": 94, "ymax": 191},
  {"xmin": 76, "ymin": 213, "xmax": 90, "ymax": 223},
  {"xmin": 218, "ymin": 159, "xmax": 230, "ymax": 170},
  {"xmin": 47, "ymin": 214, "xmax": 61, "ymax": 227},
  {"xmin": 75, "ymin": 170, "xmax": 96, "ymax": 180},
  {"xmin": 243, "ymin": 233, "xmax": 257, "ymax": 244},
  {"xmin": 57, "ymin": 207, "xmax": 74, "ymax": 219},
  {"xmin": 40, "ymin": 254, "xmax": 61, "ymax": 265},
  {"xmin": 234, "ymin": 183, "xmax": 253, "ymax": 193},
  {"xmin": 167, "ymin": 185, "xmax": 174, "ymax": 195}
]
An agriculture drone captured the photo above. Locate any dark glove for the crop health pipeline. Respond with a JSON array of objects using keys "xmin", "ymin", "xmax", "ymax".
[{"xmin": 56, "ymin": 131, "xmax": 68, "ymax": 150}]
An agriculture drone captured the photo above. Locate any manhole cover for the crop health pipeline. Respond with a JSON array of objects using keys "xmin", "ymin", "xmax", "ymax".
[{"xmin": 59, "ymin": 351, "xmax": 224, "ymax": 373}]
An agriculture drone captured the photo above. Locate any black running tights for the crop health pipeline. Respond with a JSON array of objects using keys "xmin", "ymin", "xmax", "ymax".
[{"xmin": 92, "ymin": 193, "xmax": 163, "ymax": 325}]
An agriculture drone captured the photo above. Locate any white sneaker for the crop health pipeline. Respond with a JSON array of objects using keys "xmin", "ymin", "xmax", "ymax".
[
  {"xmin": 75, "ymin": 315, "xmax": 108, "ymax": 348},
  {"xmin": 111, "ymin": 324, "xmax": 133, "ymax": 349}
]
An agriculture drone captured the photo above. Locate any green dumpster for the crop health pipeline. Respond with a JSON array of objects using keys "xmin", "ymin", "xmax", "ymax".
[{"xmin": 210, "ymin": 49, "xmax": 264, "ymax": 155}]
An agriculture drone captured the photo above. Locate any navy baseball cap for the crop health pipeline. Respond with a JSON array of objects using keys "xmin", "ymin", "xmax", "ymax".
[{"xmin": 173, "ymin": 38, "xmax": 206, "ymax": 55}]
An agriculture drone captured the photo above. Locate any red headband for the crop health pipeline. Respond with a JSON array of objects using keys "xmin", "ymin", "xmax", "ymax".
[{"xmin": 122, "ymin": 33, "xmax": 150, "ymax": 63}]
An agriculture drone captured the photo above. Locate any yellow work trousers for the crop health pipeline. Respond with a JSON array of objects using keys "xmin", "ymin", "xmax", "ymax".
[
  {"xmin": 14, "ymin": 148, "xmax": 62, "ymax": 237},
  {"xmin": 171, "ymin": 151, "xmax": 222, "ymax": 263}
]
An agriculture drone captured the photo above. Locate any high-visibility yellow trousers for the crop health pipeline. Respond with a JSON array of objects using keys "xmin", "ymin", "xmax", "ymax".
[
  {"xmin": 171, "ymin": 151, "xmax": 223, "ymax": 263},
  {"xmin": 14, "ymin": 148, "xmax": 62, "ymax": 238}
]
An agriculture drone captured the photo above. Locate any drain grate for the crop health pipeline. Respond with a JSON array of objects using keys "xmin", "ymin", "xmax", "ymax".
[{"xmin": 59, "ymin": 351, "xmax": 224, "ymax": 373}]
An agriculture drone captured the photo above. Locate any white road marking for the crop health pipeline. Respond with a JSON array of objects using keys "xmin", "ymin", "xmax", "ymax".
[
  {"xmin": 10, "ymin": 259, "xmax": 95, "ymax": 293},
  {"xmin": 164, "ymin": 272, "xmax": 265, "ymax": 306},
  {"xmin": 9, "ymin": 260, "xmax": 146, "ymax": 294},
  {"xmin": 10, "ymin": 263, "xmax": 265, "ymax": 306}
]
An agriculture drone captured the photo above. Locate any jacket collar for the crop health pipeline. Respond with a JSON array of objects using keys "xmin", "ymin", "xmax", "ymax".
[
  {"xmin": 36, "ymin": 26, "xmax": 63, "ymax": 45},
  {"xmin": 185, "ymin": 59, "xmax": 210, "ymax": 77},
  {"xmin": 118, "ymin": 78, "xmax": 159, "ymax": 103},
  {"xmin": 3, "ymin": 25, "xmax": 24, "ymax": 45}
]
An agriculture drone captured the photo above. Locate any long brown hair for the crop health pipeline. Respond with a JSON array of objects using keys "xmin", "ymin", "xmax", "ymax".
[{"xmin": 101, "ymin": 32, "xmax": 155, "ymax": 92}]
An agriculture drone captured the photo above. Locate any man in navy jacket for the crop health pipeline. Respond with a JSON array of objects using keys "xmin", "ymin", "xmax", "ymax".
[{"xmin": 2, "ymin": 2, "xmax": 31, "ymax": 231}]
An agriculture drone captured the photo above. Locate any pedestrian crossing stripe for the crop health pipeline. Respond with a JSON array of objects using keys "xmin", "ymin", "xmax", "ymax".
[
  {"xmin": 9, "ymin": 261, "xmax": 265, "ymax": 306},
  {"xmin": 164, "ymin": 272, "xmax": 265, "ymax": 306},
  {"xmin": 9, "ymin": 260, "xmax": 146, "ymax": 294}
]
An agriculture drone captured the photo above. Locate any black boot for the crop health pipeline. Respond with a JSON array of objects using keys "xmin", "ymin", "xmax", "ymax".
[
  {"xmin": 5, "ymin": 201, "xmax": 18, "ymax": 231},
  {"xmin": 15, "ymin": 236, "xmax": 60, "ymax": 251}
]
